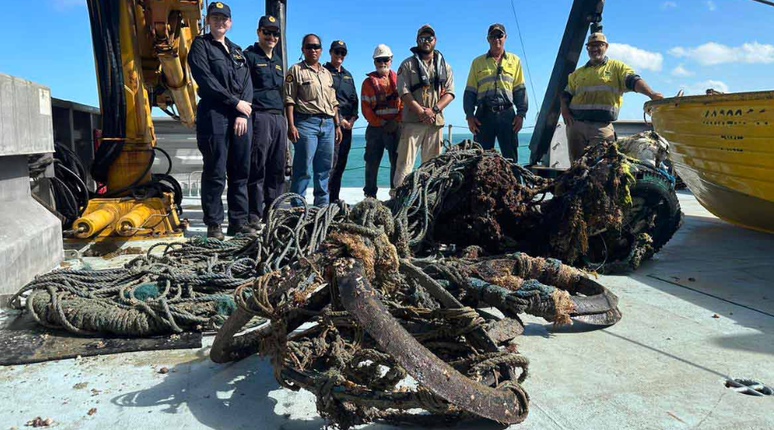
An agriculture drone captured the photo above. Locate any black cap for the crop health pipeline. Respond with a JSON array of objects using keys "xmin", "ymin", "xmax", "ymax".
[
  {"xmin": 330, "ymin": 40, "xmax": 347, "ymax": 52},
  {"xmin": 207, "ymin": 1, "xmax": 231, "ymax": 18},
  {"xmin": 488, "ymin": 23, "xmax": 506, "ymax": 36},
  {"xmin": 258, "ymin": 15, "xmax": 280, "ymax": 29}
]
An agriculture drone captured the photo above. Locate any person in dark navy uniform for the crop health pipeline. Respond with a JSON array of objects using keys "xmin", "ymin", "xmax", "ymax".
[
  {"xmin": 244, "ymin": 15, "xmax": 286, "ymax": 226},
  {"xmin": 188, "ymin": 2, "xmax": 255, "ymax": 239},
  {"xmin": 324, "ymin": 40, "xmax": 358, "ymax": 202}
]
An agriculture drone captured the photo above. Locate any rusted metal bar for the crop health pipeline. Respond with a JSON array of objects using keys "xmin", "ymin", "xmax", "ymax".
[
  {"xmin": 211, "ymin": 284, "xmax": 331, "ymax": 363},
  {"xmin": 336, "ymin": 259, "xmax": 528, "ymax": 424}
]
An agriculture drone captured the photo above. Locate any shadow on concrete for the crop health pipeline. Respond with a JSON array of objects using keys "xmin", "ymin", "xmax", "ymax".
[
  {"xmin": 112, "ymin": 350, "xmax": 326, "ymax": 430},
  {"xmin": 710, "ymin": 333, "xmax": 774, "ymax": 356},
  {"xmin": 628, "ymin": 212, "xmax": 774, "ymax": 355},
  {"xmin": 522, "ymin": 320, "xmax": 609, "ymax": 337},
  {"xmin": 110, "ymin": 350, "xmax": 495, "ymax": 430}
]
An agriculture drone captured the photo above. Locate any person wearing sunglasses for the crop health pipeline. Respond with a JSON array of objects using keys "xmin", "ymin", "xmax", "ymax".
[
  {"xmin": 324, "ymin": 40, "xmax": 359, "ymax": 202},
  {"xmin": 243, "ymin": 15, "xmax": 286, "ymax": 228},
  {"xmin": 463, "ymin": 23, "xmax": 527, "ymax": 163},
  {"xmin": 393, "ymin": 24, "xmax": 455, "ymax": 190},
  {"xmin": 561, "ymin": 32, "xmax": 662, "ymax": 162},
  {"xmin": 284, "ymin": 34, "xmax": 343, "ymax": 207},
  {"xmin": 188, "ymin": 1, "xmax": 254, "ymax": 239},
  {"xmin": 360, "ymin": 44, "xmax": 402, "ymax": 198}
]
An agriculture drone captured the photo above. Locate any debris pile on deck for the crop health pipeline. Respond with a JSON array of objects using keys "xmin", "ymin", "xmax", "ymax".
[{"xmin": 10, "ymin": 140, "xmax": 682, "ymax": 427}]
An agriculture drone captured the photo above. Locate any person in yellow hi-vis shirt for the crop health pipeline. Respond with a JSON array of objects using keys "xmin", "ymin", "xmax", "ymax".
[
  {"xmin": 561, "ymin": 32, "xmax": 662, "ymax": 162},
  {"xmin": 463, "ymin": 23, "xmax": 527, "ymax": 162}
]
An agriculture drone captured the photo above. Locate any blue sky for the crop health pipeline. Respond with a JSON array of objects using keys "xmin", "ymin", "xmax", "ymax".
[{"xmin": 2, "ymin": 0, "xmax": 773, "ymax": 133}]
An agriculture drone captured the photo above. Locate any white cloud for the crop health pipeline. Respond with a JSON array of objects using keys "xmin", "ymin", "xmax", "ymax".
[
  {"xmin": 607, "ymin": 43, "xmax": 663, "ymax": 72},
  {"xmin": 661, "ymin": 1, "xmax": 678, "ymax": 9},
  {"xmin": 706, "ymin": 1, "xmax": 717, "ymax": 11},
  {"xmin": 671, "ymin": 64, "xmax": 694, "ymax": 77},
  {"xmin": 669, "ymin": 41, "xmax": 774, "ymax": 65},
  {"xmin": 680, "ymin": 80, "xmax": 729, "ymax": 95}
]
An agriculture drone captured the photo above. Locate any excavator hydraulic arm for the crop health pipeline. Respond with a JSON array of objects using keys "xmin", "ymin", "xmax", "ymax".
[{"xmin": 72, "ymin": 0, "xmax": 202, "ymax": 241}]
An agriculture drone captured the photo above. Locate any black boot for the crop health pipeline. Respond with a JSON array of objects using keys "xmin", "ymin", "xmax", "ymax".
[
  {"xmin": 207, "ymin": 224, "xmax": 224, "ymax": 240},
  {"xmin": 227, "ymin": 222, "xmax": 257, "ymax": 236},
  {"xmin": 248, "ymin": 214, "xmax": 263, "ymax": 230}
]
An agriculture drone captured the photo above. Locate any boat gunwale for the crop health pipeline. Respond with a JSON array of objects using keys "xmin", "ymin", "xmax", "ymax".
[{"xmin": 645, "ymin": 89, "xmax": 774, "ymax": 110}]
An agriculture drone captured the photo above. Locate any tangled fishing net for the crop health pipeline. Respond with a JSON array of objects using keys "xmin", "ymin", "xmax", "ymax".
[{"xmin": 11, "ymin": 139, "xmax": 682, "ymax": 427}]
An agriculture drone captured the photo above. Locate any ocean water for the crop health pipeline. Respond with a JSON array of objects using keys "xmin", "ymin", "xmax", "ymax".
[{"xmin": 336, "ymin": 131, "xmax": 533, "ymax": 189}]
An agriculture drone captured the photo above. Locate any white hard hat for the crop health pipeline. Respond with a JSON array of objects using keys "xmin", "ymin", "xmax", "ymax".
[{"xmin": 372, "ymin": 44, "xmax": 393, "ymax": 59}]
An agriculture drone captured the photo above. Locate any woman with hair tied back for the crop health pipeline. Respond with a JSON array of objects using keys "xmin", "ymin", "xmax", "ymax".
[
  {"xmin": 188, "ymin": 1, "xmax": 255, "ymax": 239},
  {"xmin": 283, "ymin": 33, "xmax": 343, "ymax": 207}
]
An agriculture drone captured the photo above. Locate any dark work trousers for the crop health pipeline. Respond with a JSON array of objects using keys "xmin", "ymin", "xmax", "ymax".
[
  {"xmin": 196, "ymin": 104, "xmax": 251, "ymax": 227},
  {"xmin": 474, "ymin": 107, "xmax": 519, "ymax": 162},
  {"xmin": 329, "ymin": 127, "xmax": 352, "ymax": 202},
  {"xmin": 248, "ymin": 110, "xmax": 287, "ymax": 219},
  {"xmin": 363, "ymin": 124, "xmax": 400, "ymax": 197}
]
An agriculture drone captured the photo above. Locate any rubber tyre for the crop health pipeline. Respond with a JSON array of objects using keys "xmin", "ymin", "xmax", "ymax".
[{"xmin": 628, "ymin": 169, "xmax": 683, "ymax": 253}]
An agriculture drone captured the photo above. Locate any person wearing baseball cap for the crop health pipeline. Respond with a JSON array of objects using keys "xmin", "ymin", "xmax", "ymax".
[
  {"xmin": 188, "ymin": 1, "xmax": 255, "ymax": 239},
  {"xmin": 393, "ymin": 24, "xmax": 455, "ymax": 190},
  {"xmin": 561, "ymin": 32, "xmax": 663, "ymax": 162},
  {"xmin": 324, "ymin": 40, "xmax": 359, "ymax": 202},
  {"xmin": 463, "ymin": 23, "xmax": 528, "ymax": 162},
  {"xmin": 243, "ymin": 15, "xmax": 286, "ymax": 228},
  {"xmin": 361, "ymin": 44, "xmax": 402, "ymax": 198}
]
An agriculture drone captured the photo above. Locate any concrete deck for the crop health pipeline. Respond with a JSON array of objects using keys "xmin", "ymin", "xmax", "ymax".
[{"xmin": 1, "ymin": 189, "xmax": 772, "ymax": 429}]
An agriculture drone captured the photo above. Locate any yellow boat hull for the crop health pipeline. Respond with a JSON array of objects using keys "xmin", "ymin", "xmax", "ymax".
[{"xmin": 645, "ymin": 91, "xmax": 774, "ymax": 234}]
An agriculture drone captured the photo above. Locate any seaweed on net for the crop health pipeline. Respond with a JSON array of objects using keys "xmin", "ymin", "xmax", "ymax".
[
  {"xmin": 429, "ymin": 140, "xmax": 636, "ymax": 268},
  {"xmin": 14, "ymin": 140, "xmax": 665, "ymax": 429}
]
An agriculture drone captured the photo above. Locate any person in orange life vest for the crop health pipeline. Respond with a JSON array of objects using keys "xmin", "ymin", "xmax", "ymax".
[{"xmin": 360, "ymin": 44, "xmax": 402, "ymax": 198}]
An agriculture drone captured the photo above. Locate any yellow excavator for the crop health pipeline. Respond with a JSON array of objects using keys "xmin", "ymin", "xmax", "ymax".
[{"xmin": 71, "ymin": 0, "xmax": 201, "ymax": 240}]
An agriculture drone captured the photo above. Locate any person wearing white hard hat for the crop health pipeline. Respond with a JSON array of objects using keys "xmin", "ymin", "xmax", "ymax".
[{"xmin": 360, "ymin": 44, "xmax": 402, "ymax": 198}]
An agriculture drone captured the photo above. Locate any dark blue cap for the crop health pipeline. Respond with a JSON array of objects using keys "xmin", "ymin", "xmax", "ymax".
[
  {"xmin": 207, "ymin": 2, "xmax": 231, "ymax": 18},
  {"xmin": 258, "ymin": 15, "xmax": 280, "ymax": 29},
  {"xmin": 330, "ymin": 40, "xmax": 347, "ymax": 52}
]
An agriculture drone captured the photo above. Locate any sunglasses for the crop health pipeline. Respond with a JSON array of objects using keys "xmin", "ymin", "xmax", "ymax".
[
  {"xmin": 418, "ymin": 36, "xmax": 435, "ymax": 43},
  {"xmin": 261, "ymin": 29, "xmax": 280, "ymax": 38},
  {"xmin": 374, "ymin": 57, "xmax": 391, "ymax": 64},
  {"xmin": 333, "ymin": 49, "xmax": 347, "ymax": 56},
  {"xmin": 304, "ymin": 44, "xmax": 322, "ymax": 50},
  {"xmin": 489, "ymin": 32, "xmax": 505, "ymax": 39}
]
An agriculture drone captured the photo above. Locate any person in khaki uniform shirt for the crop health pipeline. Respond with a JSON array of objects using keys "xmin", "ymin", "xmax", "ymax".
[
  {"xmin": 393, "ymin": 24, "xmax": 455, "ymax": 190},
  {"xmin": 284, "ymin": 33, "xmax": 342, "ymax": 206}
]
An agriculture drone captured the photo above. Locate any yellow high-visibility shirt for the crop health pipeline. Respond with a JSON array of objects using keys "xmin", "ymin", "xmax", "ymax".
[
  {"xmin": 565, "ymin": 57, "xmax": 639, "ymax": 122},
  {"xmin": 463, "ymin": 51, "xmax": 527, "ymax": 118}
]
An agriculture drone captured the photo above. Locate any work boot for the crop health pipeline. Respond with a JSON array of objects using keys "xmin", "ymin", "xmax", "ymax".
[
  {"xmin": 248, "ymin": 214, "xmax": 263, "ymax": 230},
  {"xmin": 226, "ymin": 222, "xmax": 257, "ymax": 236},
  {"xmin": 207, "ymin": 224, "xmax": 225, "ymax": 241}
]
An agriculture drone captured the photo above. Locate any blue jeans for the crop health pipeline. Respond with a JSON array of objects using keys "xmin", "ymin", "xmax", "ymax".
[{"xmin": 291, "ymin": 115, "xmax": 335, "ymax": 206}]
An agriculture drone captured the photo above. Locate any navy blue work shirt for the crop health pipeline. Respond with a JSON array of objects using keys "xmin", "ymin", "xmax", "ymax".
[
  {"xmin": 244, "ymin": 43, "xmax": 284, "ymax": 114},
  {"xmin": 323, "ymin": 63, "xmax": 359, "ymax": 119},
  {"xmin": 188, "ymin": 33, "xmax": 252, "ymax": 118}
]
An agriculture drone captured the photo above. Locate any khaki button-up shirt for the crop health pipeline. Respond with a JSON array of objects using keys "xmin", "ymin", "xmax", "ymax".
[
  {"xmin": 284, "ymin": 61, "xmax": 338, "ymax": 117},
  {"xmin": 396, "ymin": 54, "xmax": 454, "ymax": 126}
]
